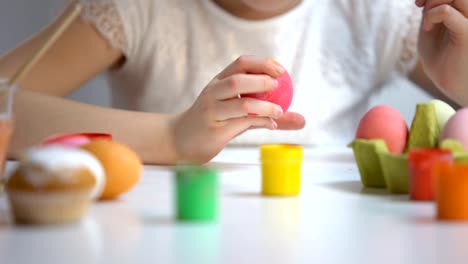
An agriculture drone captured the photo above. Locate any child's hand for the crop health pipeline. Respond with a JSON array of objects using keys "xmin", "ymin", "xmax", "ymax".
[
  {"xmin": 416, "ymin": 0, "xmax": 468, "ymax": 104},
  {"xmin": 171, "ymin": 55, "xmax": 305, "ymax": 163}
]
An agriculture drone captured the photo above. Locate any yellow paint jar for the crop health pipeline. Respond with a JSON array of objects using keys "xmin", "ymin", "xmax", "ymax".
[{"xmin": 260, "ymin": 144, "xmax": 303, "ymax": 196}]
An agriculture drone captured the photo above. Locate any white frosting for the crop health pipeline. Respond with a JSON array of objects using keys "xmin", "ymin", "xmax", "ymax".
[{"xmin": 20, "ymin": 146, "xmax": 105, "ymax": 199}]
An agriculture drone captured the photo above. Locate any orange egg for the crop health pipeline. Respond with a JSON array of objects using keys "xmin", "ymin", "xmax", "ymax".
[{"xmin": 81, "ymin": 140, "xmax": 142, "ymax": 200}]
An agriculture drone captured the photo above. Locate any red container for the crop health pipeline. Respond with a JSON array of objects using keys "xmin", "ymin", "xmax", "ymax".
[
  {"xmin": 41, "ymin": 132, "xmax": 112, "ymax": 147},
  {"xmin": 408, "ymin": 148, "xmax": 453, "ymax": 201}
]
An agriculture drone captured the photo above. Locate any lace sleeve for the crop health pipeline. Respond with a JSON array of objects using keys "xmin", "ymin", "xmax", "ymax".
[
  {"xmin": 372, "ymin": 2, "xmax": 423, "ymax": 82},
  {"xmin": 80, "ymin": 0, "xmax": 128, "ymax": 53},
  {"xmin": 396, "ymin": 5, "xmax": 422, "ymax": 75}
]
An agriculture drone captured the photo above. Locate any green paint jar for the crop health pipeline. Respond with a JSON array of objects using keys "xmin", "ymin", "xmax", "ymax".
[{"xmin": 175, "ymin": 165, "xmax": 219, "ymax": 221}]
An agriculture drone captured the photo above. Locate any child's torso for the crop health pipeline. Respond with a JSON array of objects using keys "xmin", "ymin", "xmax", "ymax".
[{"xmin": 107, "ymin": 0, "xmax": 418, "ymax": 145}]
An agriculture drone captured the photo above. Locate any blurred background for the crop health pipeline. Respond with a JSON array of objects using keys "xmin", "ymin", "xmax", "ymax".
[
  {"xmin": 0, "ymin": 0, "xmax": 433, "ymax": 124},
  {"xmin": 0, "ymin": 0, "xmax": 110, "ymax": 106}
]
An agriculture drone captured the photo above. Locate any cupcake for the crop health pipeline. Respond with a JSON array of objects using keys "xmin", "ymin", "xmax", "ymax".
[{"xmin": 6, "ymin": 146, "xmax": 105, "ymax": 225}]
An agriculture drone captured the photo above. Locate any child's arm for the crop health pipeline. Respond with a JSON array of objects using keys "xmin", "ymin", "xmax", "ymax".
[
  {"xmin": 10, "ymin": 56, "xmax": 304, "ymax": 164},
  {"xmin": 1, "ymin": 5, "xmax": 179, "ymax": 164},
  {"xmin": 11, "ymin": 90, "xmax": 179, "ymax": 164},
  {"xmin": 410, "ymin": 62, "xmax": 460, "ymax": 108},
  {"xmin": 412, "ymin": 0, "xmax": 468, "ymax": 106},
  {"xmin": 0, "ymin": 4, "xmax": 123, "ymax": 95}
]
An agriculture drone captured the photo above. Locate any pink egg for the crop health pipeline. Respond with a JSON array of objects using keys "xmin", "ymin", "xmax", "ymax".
[
  {"xmin": 356, "ymin": 105, "xmax": 408, "ymax": 154},
  {"xmin": 242, "ymin": 70, "xmax": 293, "ymax": 112},
  {"xmin": 440, "ymin": 108, "xmax": 468, "ymax": 150}
]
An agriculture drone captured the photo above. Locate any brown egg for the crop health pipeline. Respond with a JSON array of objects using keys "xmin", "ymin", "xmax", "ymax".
[{"xmin": 81, "ymin": 140, "xmax": 142, "ymax": 200}]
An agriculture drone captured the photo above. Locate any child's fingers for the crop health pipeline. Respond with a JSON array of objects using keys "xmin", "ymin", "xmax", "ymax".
[
  {"xmin": 275, "ymin": 111, "xmax": 306, "ymax": 130},
  {"xmin": 423, "ymin": 0, "xmax": 468, "ymax": 15},
  {"xmin": 224, "ymin": 116, "xmax": 277, "ymax": 138},
  {"xmin": 214, "ymin": 98, "xmax": 283, "ymax": 121},
  {"xmin": 216, "ymin": 55, "xmax": 285, "ymax": 80},
  {"xmin": 416, "ymin": 0, "xmax": 427, "ymax": 7},
  {"xmin": 423, "ymin": 4, "xmax": 467, "ymax": 32},
  {"xmin": 423, "ymin": 0, "xmax": 453, "ymax": 10},
  {"xmin": 453, "ymin": 0, "xmax": 468, "ymax": 14},
  {"xmin": 211, "ymin": 74, "xmax": 278, "ymax": 100}
]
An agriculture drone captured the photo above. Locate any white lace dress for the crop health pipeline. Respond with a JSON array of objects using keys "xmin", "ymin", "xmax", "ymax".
[{"xmin": 81, "ymin": 0, "xmax": 421, "ymax": 147}]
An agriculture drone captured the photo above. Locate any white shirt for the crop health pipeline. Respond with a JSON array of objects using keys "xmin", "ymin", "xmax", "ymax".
[{"xmin": 81, "ymin": 0, "xmax": 421, "ymax": 146}]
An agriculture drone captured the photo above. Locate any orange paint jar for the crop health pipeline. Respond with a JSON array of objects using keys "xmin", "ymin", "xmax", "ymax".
[{"xmin": 435, "ymin": 161, "xmax": 468, "ymax": 221}]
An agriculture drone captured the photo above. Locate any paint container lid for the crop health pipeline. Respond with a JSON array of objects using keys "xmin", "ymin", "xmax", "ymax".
[
  {"xmin": 41, "ymin": 133, "xmax": 112, "ymax": 147},
  {"xmin": 260, "ymin": 144, "xmax": 303, "ymax": 163}
]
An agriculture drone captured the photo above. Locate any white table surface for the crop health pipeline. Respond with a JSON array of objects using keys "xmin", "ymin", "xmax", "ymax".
[{"xmin": 0, "ymin": 147, "xmax": 467, "ymax": 264}]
